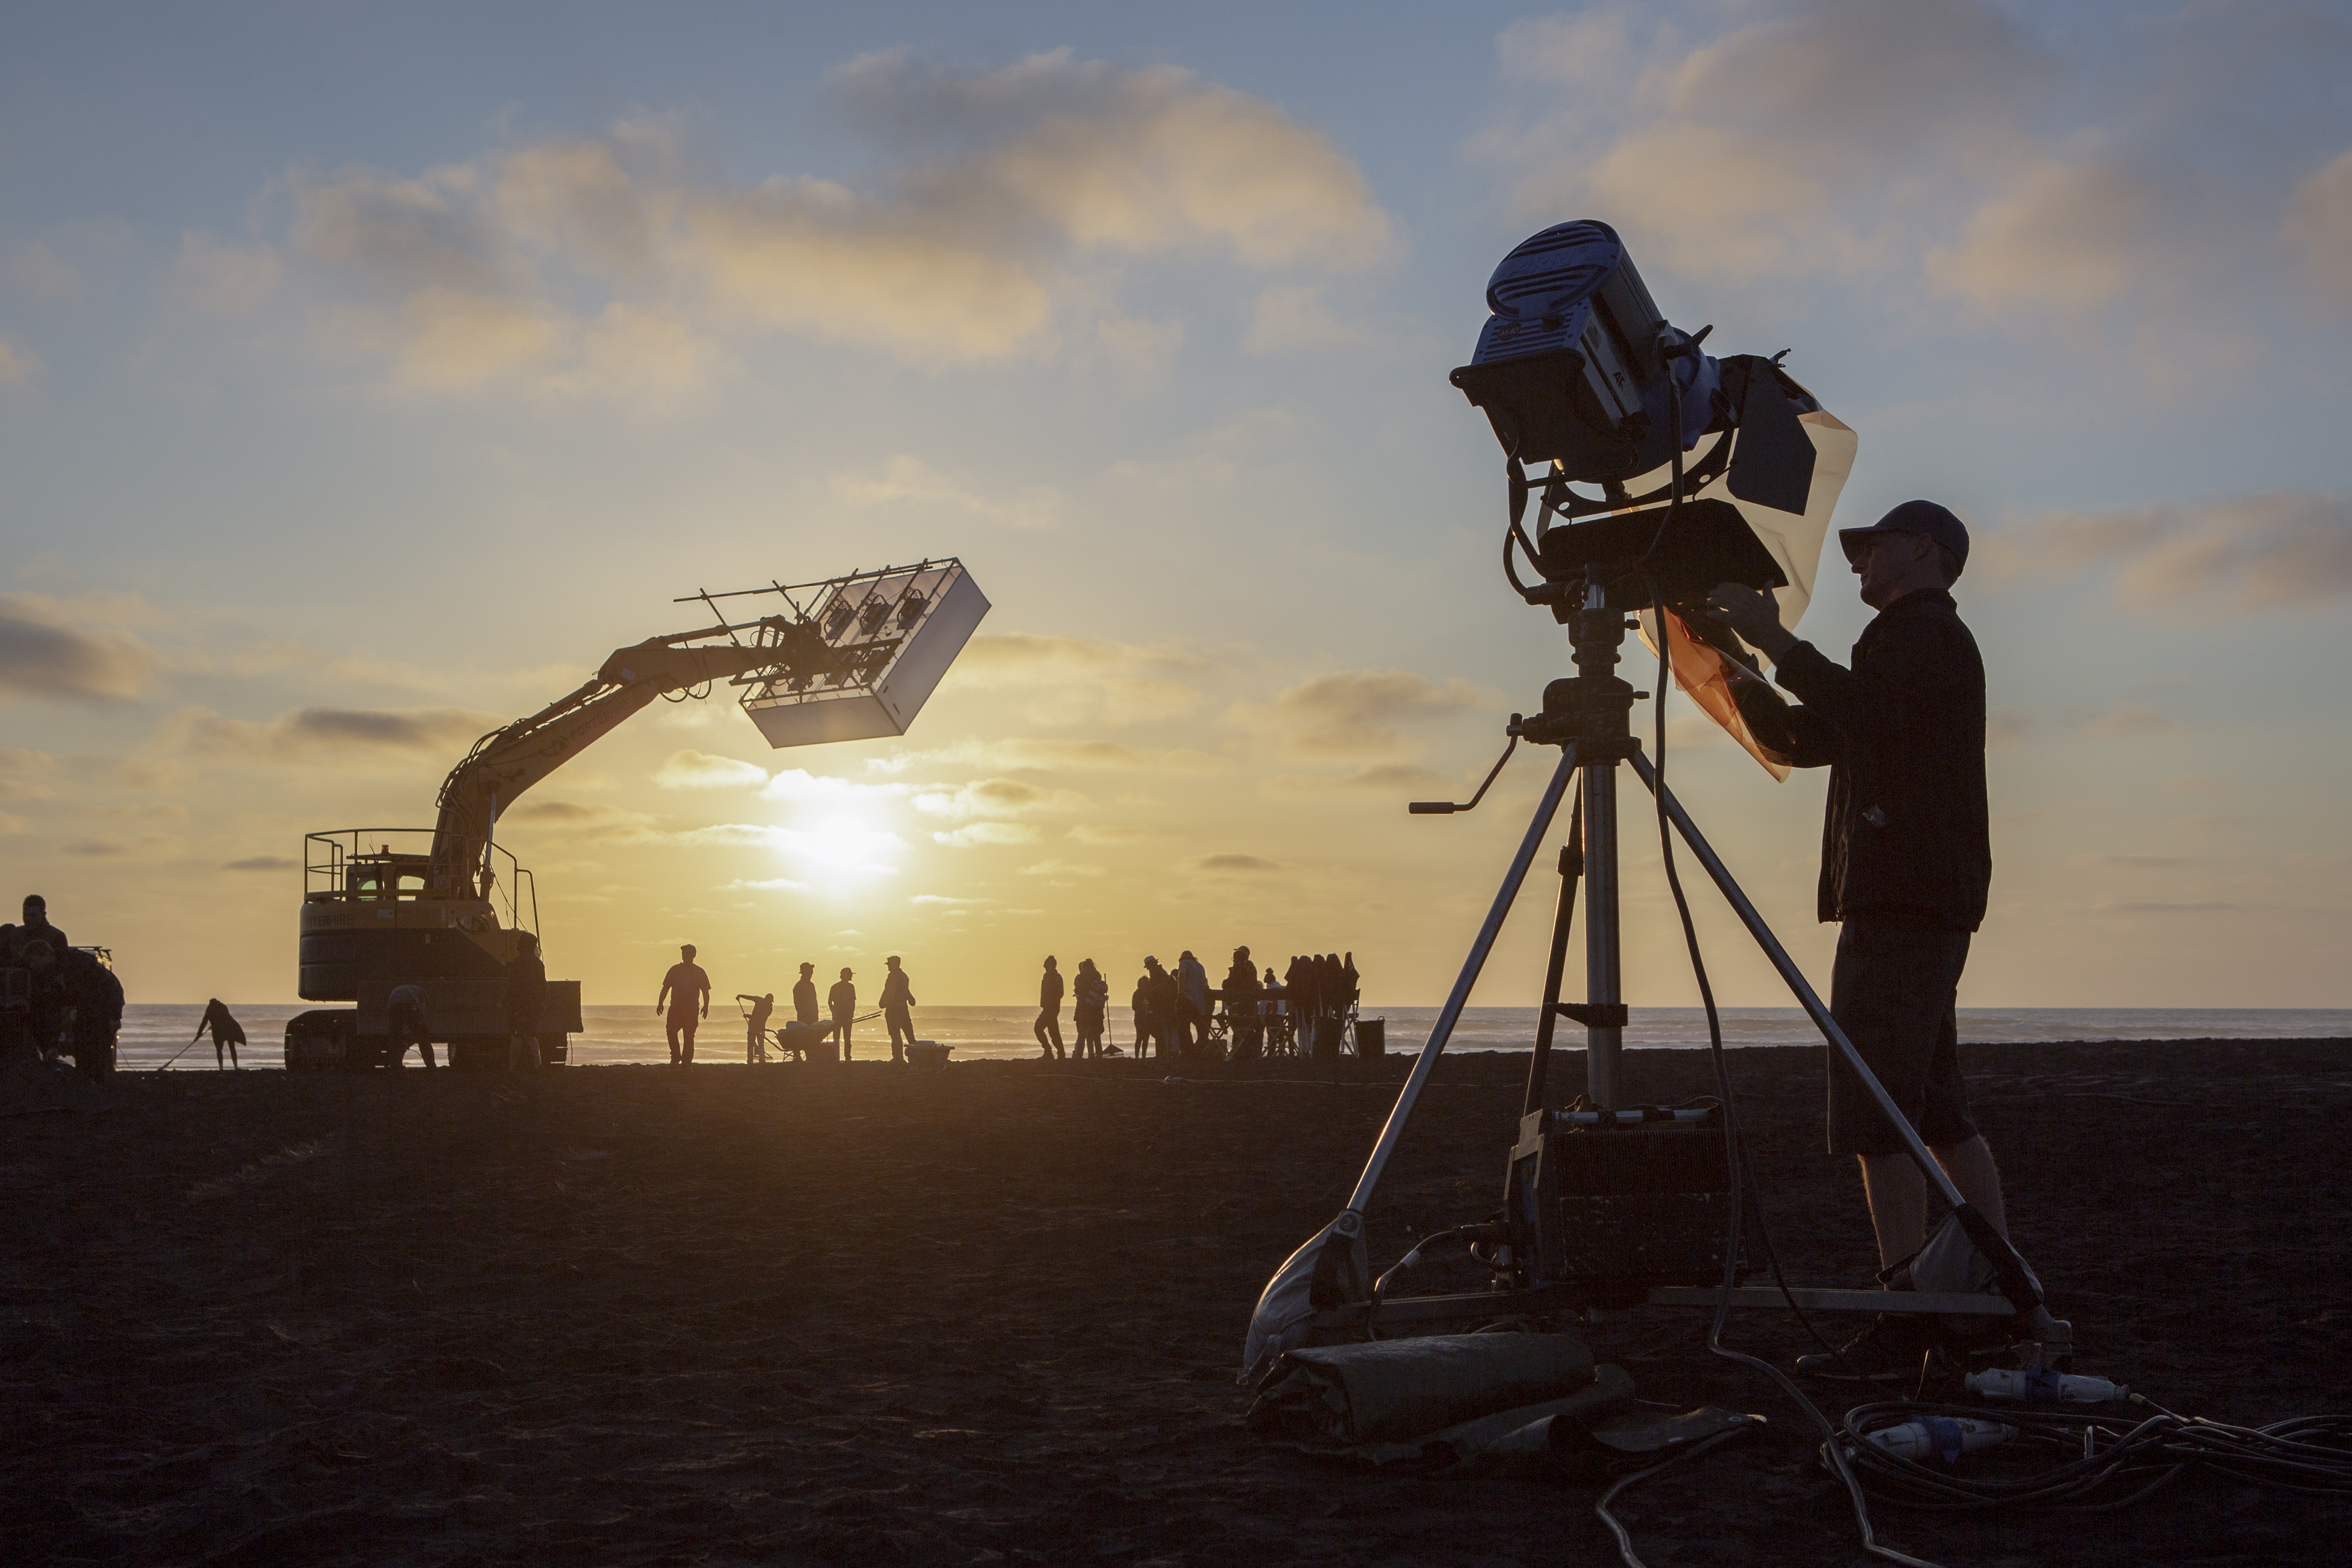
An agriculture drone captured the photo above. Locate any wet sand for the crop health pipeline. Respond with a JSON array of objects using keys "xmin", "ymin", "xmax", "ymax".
[{"xmin": 5, "ymin": 1038, "xmax": 2350, "ymax": 1566}]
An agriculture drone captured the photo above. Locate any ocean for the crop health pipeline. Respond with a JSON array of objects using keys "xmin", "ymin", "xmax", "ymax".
[{"xmin": 113, "ymin": 1002, "xmax": 2352, "ymax": 1070}]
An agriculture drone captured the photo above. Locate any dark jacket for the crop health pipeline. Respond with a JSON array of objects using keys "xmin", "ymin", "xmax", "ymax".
[
  {"xmin": 1773, "ymin": 589, "xmax": 1991, "ymax": 931},
  {"xmin": 1038, "ymin": 967, "xmax": 1064, "ymax": 1010},
  {"xmin": 880, "ymin": 969, "xmax": 914, "ymax": 1008},
  {"xmin": 793, "ymin": 978, "xmax": 819, "ymax": 1024}
]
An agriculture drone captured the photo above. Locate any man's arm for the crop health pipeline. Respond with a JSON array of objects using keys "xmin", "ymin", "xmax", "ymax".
[
  {"xmin": 1703, "ymin": 583, "xmax": 1933, "ymax": 764},
  {"xmin": 656, "ymin": 973, "xmax": 671, "ymax": 1014}
]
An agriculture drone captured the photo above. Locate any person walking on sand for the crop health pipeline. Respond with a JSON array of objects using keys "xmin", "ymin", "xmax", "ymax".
[
  {"xmin": 829, "ymin": 967, "xmax": 858, "ymax": 1060},
  {"xmin": 198, "ymin": 997, "xmax": 247, "ymax": 1069},
  {"xmin": 880, "ymin": 955, "xmax": 917, "ymax": 1064},
  {"xmin": 1072, "ymin": 958, "xmax": 1107, "ymax": 1060},
  {"xmin": 1705, "ymin": 499, "xmax": 2006, "ymax": 1383},
  {"xmin": 1034, "ymin": 955, "xmax": 1066, "ymax": 1060},
  {"xmin": 657, "ymin": 944, "xmax": 711, "ymax": 1065},
  {"xmin": 739, "ymin": 991, "xmax": 776, "ymax": 1064}
]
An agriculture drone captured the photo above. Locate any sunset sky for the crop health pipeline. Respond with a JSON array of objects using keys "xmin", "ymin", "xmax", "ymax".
[{"xmin": 4, "ymin": 1, "xmax": 2349, "ymax": 1011}]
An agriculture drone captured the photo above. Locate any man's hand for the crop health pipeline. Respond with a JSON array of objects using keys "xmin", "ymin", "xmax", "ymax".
[{"xmin": 1704, "ymin": 582, "xmax": 1799, "ymax": 662}]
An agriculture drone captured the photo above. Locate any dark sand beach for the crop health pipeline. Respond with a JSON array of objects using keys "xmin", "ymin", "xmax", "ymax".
[{"xmin": 5, "ymin": 1038, "xmax": 2350, "ymax": 1566}]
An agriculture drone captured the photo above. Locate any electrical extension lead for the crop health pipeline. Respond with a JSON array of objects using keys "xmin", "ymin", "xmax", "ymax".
[
  {"xmin": 1967, "ymin": 1367, "xmax": 2129, "ymax": 1405},
  {"xmin": 1830, "ymin": 1398, "xmax": 2352, "ymax": 1511}
]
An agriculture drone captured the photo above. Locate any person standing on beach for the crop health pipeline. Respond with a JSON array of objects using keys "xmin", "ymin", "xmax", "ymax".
[
  {"xmin": 793, "ymin": 962, "xmax": 821, "ymax": 1034},
  {"xmin": 1034, "ymin": 955, "xmax": 1066, "ymax": 1060},
  {"xmin": 880, "ymin": 956, "xmax": 917, "ymax": 1064},
  {"xmin": 387, "ymin": 982, "xmax": 434, "ymax": 1069},
  {"xmin": 1143, "ymin": 956, "xmax": 1180, "ymax": 1060},
  {"xmin": 508, "ymin": 932, "xmax": 546, "ymax": 1070},
  {"xmin": 2, "ymin": 894, "xmax": 68, "ymax": 959},
  {"xmin": 1706, "ymin": 499, "xmax": 2004, "ymax": 1381},
  {"xmin": 1174, "ymin": 950, "xmax": 1209, "ymax": 1058},
  {"xmin": 829, "ymin": 967, "xmax": 858, "ymax": 1059},
  {"xmin": 1224, "ymin": 947, "xmax": 1261, "ymax": 1060},
  {"xmin": 1072, "ymin": 958, "xmax": 1107, "ymax": 1060},
  {"xmin": 1130, "ymin": 971, "xmax": 1152, "ymax": 1059},
  {"xmin": 739, "ymin": 991, "xmax": 776, "ymax": 1063},
  {"xmin": 657, "ymin": 944, "xmax": 711, "ymax": 1066}
]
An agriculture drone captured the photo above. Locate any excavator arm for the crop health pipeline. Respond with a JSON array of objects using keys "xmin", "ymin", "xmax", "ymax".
[{"xmin": 427, "ymin": 618, "xmax": 839, "ymax": 897}]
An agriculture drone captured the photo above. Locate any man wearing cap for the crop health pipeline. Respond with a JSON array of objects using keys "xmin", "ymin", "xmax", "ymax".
[{"xmin": 1706, "ymin": 500, "xmax": 2006, "ymax": 1379}]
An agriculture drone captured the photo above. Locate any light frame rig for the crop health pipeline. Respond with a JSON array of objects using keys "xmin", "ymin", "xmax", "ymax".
[{"xmin": 1241, "ymin": 221, "xmax": 2067, "ymax": 1384}]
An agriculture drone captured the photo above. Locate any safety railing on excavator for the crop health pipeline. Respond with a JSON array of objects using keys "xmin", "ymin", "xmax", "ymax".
[{"xmin": 302, "ymin": 828, "xmax": 540, "ymax": 937}]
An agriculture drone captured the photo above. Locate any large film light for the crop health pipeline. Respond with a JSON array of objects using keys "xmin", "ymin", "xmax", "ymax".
[{"xmin": 1451, "ymin": 220, "xmax": 1857, "ymax": 774}]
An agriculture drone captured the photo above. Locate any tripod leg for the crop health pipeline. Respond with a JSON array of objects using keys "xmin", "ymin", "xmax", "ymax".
[
  {"xmin": 1581, "ymin": 759, "xmax": 1624, "ymax": 1108},
  {"xmin": 1630, "ymin": 753, "xmax": 2061, "ymax": 1335},
  {"xmin": 1242, "ymin": 745, "xmax": 1579, "ymax": 1382},
  {"xmin": 1522, "ymin": 794, "xmax": 1585, "ymax": 1119},
  {"xmin": 1345, "ymin": 744, "xmax": 1579, "ymax": 1213}
]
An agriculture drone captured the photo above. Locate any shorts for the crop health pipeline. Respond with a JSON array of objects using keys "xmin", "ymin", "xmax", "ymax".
[{"xmin": 1826, "ymin": 916, "xmax": 1979, "ymax": 1158}]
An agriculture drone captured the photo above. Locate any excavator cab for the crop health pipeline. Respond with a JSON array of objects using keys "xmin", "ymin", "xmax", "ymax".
[{"xmin": 288, "ymin": 829, "xmax": 581, "ymax": 1072}]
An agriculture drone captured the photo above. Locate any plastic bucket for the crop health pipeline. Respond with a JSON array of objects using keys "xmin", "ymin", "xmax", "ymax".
[
  {"xmin": 1355, "ymin": 1018, "xmax": 1385, "ymax": 1058},
  {"xmin": 906, "ymin": 1040, "xmax": 952, "ymax": 1072}
]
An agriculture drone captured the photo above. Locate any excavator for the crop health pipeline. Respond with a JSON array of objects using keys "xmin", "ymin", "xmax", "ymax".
[{"xmin": 284, "ymin": 560, "xmax": 987, "ymax": 1070}]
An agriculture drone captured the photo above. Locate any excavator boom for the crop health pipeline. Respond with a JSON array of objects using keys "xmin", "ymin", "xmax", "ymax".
[{"xmin": 425, "ymin": 560, "xmax": 986, "ymax": 897}]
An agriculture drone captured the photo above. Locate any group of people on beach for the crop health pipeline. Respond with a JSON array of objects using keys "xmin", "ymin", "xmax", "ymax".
[
  {"xmin": 1035, "ymin": 947, "xmax": 1360, "ymax": 1063},
  {"xmin": 651, "ymin": 941, "xmax": 1361, "ymax": 1066},
  {"xmin": 660, "ymin": 946, "xmax": 922, "ymax": 1066}
]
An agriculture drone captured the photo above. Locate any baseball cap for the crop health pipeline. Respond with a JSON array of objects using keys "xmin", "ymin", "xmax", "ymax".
[{"xmin": 1838, "ymin": 500, "xmax": 1969, "ymax": 577}]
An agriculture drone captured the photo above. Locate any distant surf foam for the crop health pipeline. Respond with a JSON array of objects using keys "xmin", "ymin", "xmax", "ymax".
[{"xmin": 110, "ymin": 1003, "xmax": 2352, "ymax": 1068}]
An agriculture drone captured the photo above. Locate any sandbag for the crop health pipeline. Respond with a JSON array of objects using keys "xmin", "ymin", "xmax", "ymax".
[{"xmin": 1247, "ymin": 1332, "xmax": 1595, "ymax": 1446}]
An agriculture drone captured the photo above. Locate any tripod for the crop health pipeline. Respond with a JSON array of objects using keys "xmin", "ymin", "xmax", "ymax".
[{"xmin": 1241, "ymin": 581, "xmax": 2069, "ymax": 1379}]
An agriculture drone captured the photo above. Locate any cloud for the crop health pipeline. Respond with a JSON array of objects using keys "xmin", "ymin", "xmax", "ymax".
[
  {"xmin": 879, "ymin": 737, "xmax": 1224, "ymax": 774},
  {"xmin": 1986, "ymin": 709, "xmax": 2032, "ymax": 749},
  {"xmin": 723, "ymin": 876, "xmax": 811, "ymax": 892},
  {"xmin": 1243, "ymin": 283, "xmax": 1384, "ymax": 355},
  {"xmin": 504, "ymin": 799, "xmax": 657, "ymax": 838},
  {"xmin": 172, "ymin": 232, "xmax": 283, "ymax": 315},
  {"xmin": 0, "ymin": 748, "xmax": 58, "ymax": 803},
  {"xmin": 1476, "ymin": 0, "xmax": 2348, "ymax": 370},
  {"xmin": 222, "ymin": 855, "xmax": 299, "ymax": 872},
  {"xmin": 931, "ymin": 821, "xmax": 1042, "ymax": 848},
  {"xmin": 1068, "ymin": 823, "xmax": 1166, "ymax": 845},
  {"xmin": 276, "ymin": 53, "xmax": 1389, "ymax": 394},
  {"xmin": 171, "ymin": 704, "xmax": 499, "ymax": 761},
  {"xmin": 64, "ymin": 838, "xmax": 133, "ymax": 856},
  {"xmin": 911, "ymin": 893, "xmax": 1001, "ymax": 908},
  {"xmin": 1017, "ymin": 858, "xmax": 1105, "ymax": 878},
  {"xmin": 830, "ymin": 455, "xmax": 1061, "ymax": 529},
  {"xmin": 2089, "ymin": 703, "xmax": 2175, "ymax": 740},
  {"xmin": 2283, "ymin": 149, "xmax": 2352, "ymax": 309},
  {"xmin": 1187, "ymin": 852, "xmax": 1281, "ymax": 874},
  {"xmin": 655, "ymin": 748, "xmax": 772, "ymax": 789},
  {"xmin": 1984, "ymin": 491, "xmax": 2352, "ymax": 610},
  {"xmin": 0, "ymin": 595, "xmax": 153, "ymax": 702},
  {"xmin": 1234, "ymin": 668, "xmax": 1487, "ymax": 757},
  {"xmin": 1266, "ymin": 762, "xmax": 1450, "ymax": 794},
  {"xmin": 909, "ymin": 775, "xmax": 1086, "ymax": 821},
  {"xmin": 0, "ymin": 338, "xmax": 39, "ymax": 387},
  {"xmin": 943, "ymin": 633, "xmax": 1206, "ymax": 726}
]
